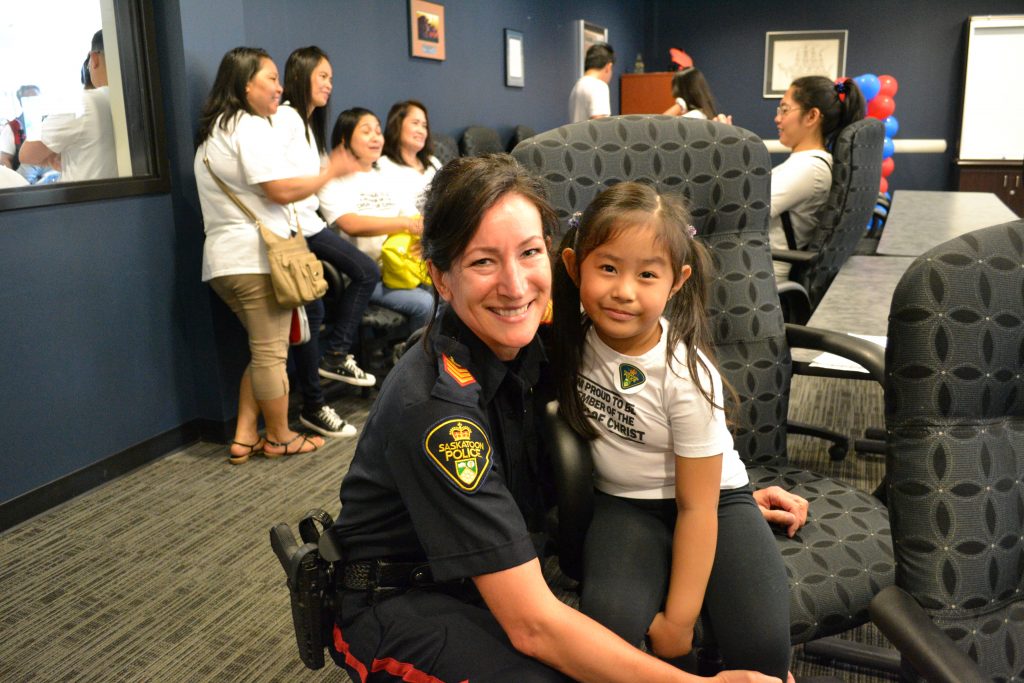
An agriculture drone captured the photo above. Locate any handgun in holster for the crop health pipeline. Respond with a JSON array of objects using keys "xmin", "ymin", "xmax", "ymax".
[{"xmin": 269, "ymin": 509, "xmax": 343, "ymax": 670}]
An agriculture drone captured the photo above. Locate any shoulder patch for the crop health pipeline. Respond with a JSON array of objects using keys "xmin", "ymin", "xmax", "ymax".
[
  {"xmin": 618, "ymin": 362, "xmax": 647, "ymax": 393},
  {"xmin": 442, "ymin": 354, "xmax": 477, "ymax": 387},
  {"xmin": 423, "ymin": 417, "xmax": 492, "ymax": 493}
]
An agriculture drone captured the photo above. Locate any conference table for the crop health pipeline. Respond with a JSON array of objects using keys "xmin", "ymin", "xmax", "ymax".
[{"xmin": 876, "ymin": 190, "xmax": 1019, "ymax": 256}]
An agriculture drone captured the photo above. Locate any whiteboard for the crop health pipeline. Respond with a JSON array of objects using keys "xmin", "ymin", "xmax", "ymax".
[{"xmin": 958, "ymin": 16, "xmax": 1024, "ymax": 161}]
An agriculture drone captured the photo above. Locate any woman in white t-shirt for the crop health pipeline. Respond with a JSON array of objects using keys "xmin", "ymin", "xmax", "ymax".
[
  {"xmin": 377, "ymin": 99, "xmax": 442, "ymax": 216},
  {"xmin": 193, "ymin": 47, "xmax": 356, "ymax": 463},
  {"xmin": 769, "ymin": 76, "xmax": 865, "ymax": 257},
  {"xmin": 661, "ymin": 67, "xmax": 732, "ymax": 124},
  {"xmin": 318, "ymin": 108, "xmax": 433, "ymax": 330}
]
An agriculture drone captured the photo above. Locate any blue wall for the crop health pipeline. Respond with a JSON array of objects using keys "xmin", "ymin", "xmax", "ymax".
[
  {"xmin": 0, "ymin": 0, "xmax": 648, "ymax": 509},
  {"xmin": 645, "ymin": 0, "xmax": 1024, "ymax": 192}
]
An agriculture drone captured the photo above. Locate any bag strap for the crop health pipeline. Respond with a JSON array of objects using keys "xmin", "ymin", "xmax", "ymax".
[
  {"xmin": 780, "ymin": 211, "xmax": 798, "ymax": 250},
  {"xmin": 202, "ymin": 150, "xmax": 303, "ymax": 241}
]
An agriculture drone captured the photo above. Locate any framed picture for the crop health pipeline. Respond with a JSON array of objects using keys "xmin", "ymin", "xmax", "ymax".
[
  {"xmin": 575, "ymin": 20, "xmax": 608, "ymax": 77},
  {"xmin": 505, "ymin": 29, "xmax": 524, "ymax": 87},
  {"xmin": 763, "ymin": 30, "xmax": 847, "ymax": 98},
  {"xmin": 409, "ymin": 0, "xmax": 445, "ymax": 61}
]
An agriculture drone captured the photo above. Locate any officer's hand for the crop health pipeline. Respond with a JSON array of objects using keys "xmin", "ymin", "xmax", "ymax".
[
  {"xmin": 753, "ymin": 485, "xmax": 809, "ymax": 538},
  {"xmin": 646, "ymin": 611, "xmax": 693, "ymax": 659},
  {"xmin": 711, "ymin": 671, "xmax": 783, "ymax": 683}
]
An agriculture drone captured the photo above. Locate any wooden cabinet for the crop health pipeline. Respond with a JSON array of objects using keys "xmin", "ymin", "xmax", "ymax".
[
  {"xmin": 620, "ymin": 72, "xmax": 674, "ymax": 115},
  {"xmin": 957, "ymin": 163, "xmax": 1024, "ymax": 216}
]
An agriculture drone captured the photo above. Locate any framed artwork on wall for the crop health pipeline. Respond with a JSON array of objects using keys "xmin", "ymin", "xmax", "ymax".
[
  {"xmin": 575, "ymin": 20, "xmax": 608, "ymax": 77},
  {"xmin": 505, "ymin": 29, "xmax": 524, "ymax": 87},
  {"xmin": 763, "ymin": 30, "xmax": 847, "ymax": 98},
  {"xmin": 409, "ymin": 0, "xmax": 445, "ymax": 61}
]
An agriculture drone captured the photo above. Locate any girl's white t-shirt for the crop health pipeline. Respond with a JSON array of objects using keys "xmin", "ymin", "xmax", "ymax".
[
  {"xmin": 768, "ymin": 149, "xmax": 833, "ymax": 251},
  {"xmin": 195, "ymin": 111, "xmax": 296, "ymax": 281},
  {"xmin": 579, "ymin": 319, "xmax": 749, "ymax": 499}
]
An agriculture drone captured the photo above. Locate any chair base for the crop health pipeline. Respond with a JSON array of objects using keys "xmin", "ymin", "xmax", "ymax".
[{"xmin": 802, "ymin": 635, "xmax": 901, "ymax": 674}]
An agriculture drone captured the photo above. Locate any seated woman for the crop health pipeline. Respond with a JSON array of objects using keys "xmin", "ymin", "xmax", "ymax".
[
  {"xmin": 769, "ymin": 75, "xmax": 864, "ymax": 257},
  {"xmin": 277, "ymin": 46, "xmax": 378, "ymax": 406},
  {"xmin": 377, "ymin": 99, "xmax": 442, "ymax": 215},
  {"xmin": 661, "ymin": 67, "xmax": 732, "ymax": 124},
  {"xmin": 318, "ymin": 107, "xmax": 432, "ymax": 331},
  {"xmin": 326, "ymin": 153, "xmax": 783, "ymax": 683},
  {"xmin": 194, "ymin": 47, "xmax": 355, "ymax": 462}
]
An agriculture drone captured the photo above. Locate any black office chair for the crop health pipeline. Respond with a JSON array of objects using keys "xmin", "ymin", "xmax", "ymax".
[
  {"xmin": 431, "ymin": 132, "xmax": 459, "ymax": 166},
  {"xmin": 514, "ymin": 115, "xmax": 896, "ymax": 669},
  {"xmin": 507, "ymin": 125, "xmax": 536, "ymax": 152},
  {"xmin": 459, "ymin": 126, "xmax": 503, "ymax": 157},
  {"xmin": 870, "ymin": 219, "xmax": 1024, "ymax": 683},
  {"xmin": 775, "ymin": 117, "xmax": 885, "ymax": 324}
]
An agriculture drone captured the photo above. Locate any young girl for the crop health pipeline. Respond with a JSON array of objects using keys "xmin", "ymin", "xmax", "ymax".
[
  {"xmin": 551, "ymin": 182, "xmax": 791, "ymax": 680},
  {"xmin": 770, "ymin": 75, "xmax": 865, "ymax": 255},
  {"xmin": 661, "ymin": 67, "xmax": 732, "ymax": 124},
  {"xmin": 318, "ymin": 107, "xmax": 433, "ymax": 331},
  {"xmin": 378, "ymin": 99, "xmax": 442, "ymax": 215}
]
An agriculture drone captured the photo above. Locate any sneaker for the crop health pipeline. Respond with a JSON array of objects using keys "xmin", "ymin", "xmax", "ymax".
[
  {"xmin": 300, "ymin": 405, "xmax": 357, "ymax": 438},
  {"xmin": 319, "ymin": 352, "xmax": 376, "ymax": 387}
]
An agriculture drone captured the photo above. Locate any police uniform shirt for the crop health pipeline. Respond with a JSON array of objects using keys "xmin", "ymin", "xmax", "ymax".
[
  {"xmin": 579, "ymin": 318, "xmax": 749, "ymax": 499},
  {"xmin": 334, "ymin": 305, "xmax": 546, "ymax": 582}
]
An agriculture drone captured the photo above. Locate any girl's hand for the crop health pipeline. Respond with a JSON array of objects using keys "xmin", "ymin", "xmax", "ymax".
[
  {"xmin": 714, "ymin": 113, "xmax": 734, "ymax": 125},
  {"xmin": 646, "ymin": 611, "xmax": 694, "ymax": 659},
  {"xmin": 326, "ymin": 145, "xmax": 362, "ymax": 178}
]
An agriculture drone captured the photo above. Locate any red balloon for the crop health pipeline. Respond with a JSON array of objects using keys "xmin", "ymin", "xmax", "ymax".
[
  {"xmin": 879, "ymin": 176, "xmax": 889, "ymax": 194},
  {"xmin": 867, "ymin": 95, "xmax": 895, "ymax": 120},
  {"xmin": 878, "ymin": 74, "xmax": 899, "ymax": 97},
  {"xmin": 881, "ymin": 157, "xmax": 895, "ymax": 177}
]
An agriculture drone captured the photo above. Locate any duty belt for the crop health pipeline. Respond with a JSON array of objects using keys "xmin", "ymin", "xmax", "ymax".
[{"xmin": 341, "ymin": 559, "xmax": 435, "ymax": 590}]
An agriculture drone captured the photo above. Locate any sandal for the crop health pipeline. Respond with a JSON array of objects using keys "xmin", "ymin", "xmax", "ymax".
[
  {"xmin": 264, "ymin": 433, "xmax": 322, "ymax": 458},
  {"xmin": 229, "ymin": 438, "xmax": 264, "ymax": 465}
]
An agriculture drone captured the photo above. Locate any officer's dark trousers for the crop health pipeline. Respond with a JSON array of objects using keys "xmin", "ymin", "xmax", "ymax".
[
  {"xmin": 580, "ymin": 486, "xmax": 791, "ymax": 681},
  {"xmin": 332, "ymin": 589, "xmax": 570, "ymax": 682}
]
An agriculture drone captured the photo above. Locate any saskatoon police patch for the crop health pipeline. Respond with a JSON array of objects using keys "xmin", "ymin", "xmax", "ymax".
[
  {"xmin": 423, "ymin": 417, "xmax": 492, "ymax": 493},
  {"xmin": 618, "ymin": 362, "xmax": 647, "ymax": 393}
]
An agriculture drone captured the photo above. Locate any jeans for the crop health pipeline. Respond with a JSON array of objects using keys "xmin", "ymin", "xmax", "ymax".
[
  {"xmin": 290, "ymin": 298, "xmax": 326, "ymax": 408},
  {"xmin": 307, "ymin": 229, "xmax": 380, "ymax": 355},
  {"xmin": 370, "ymin": 281, "xmax": 434, "ymax": 331}
]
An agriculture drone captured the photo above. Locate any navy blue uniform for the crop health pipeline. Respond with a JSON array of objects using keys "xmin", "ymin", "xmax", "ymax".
[{"xmin": 329, "ymin": 306, "xmax": 566, "ymax": 682}]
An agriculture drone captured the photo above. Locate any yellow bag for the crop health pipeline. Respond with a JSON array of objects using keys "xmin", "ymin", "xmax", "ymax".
[{"xmin": 380, "ymin": 232, "xmax": 432, "ymax": 290}]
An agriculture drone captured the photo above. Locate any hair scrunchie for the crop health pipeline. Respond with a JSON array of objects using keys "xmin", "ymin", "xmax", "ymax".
[{"xmin": 834, "ymin": 80, "xmax": 847, "ymax": 102}]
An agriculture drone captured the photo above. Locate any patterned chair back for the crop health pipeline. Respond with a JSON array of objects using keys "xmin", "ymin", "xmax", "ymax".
[
  {"xmin": 514, "ymin": 115, "xmax": 791, "ymax": 467},
  {"xmin": 459, "ymin": 126, "xmax": 503, "ymax": 157},
  {"xmin": 431, "ymin": 133, "xmax": 459, "ymax": 166},
  {"xmin": 794, "ymin": 117, "xmax": 884, "ymax": 309},
  {"xmin": 885, "ymin": 219, "xmax": 1024, "ymax": 679}
]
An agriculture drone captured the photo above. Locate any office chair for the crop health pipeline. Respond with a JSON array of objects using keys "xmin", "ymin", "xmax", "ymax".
[
  {"xmin": 507, "ymin": 125, "xmax": 536, "ymax": 152},
  {"xmin": 514, "ymin": 115, "xmax": 897, "ymax": 668},
  {"xmin": 431, "ymin": 132, "xmax": 459, "ymax": 166},
  {"xmin": 458, "ymin": 126, "xmax": 503, "ymax": 157},
  {"xmin": 774, "ymin": 117, "xmax": 885, "ymax": 325},
  {"xmin": 870, "ymin": 219, "xmax": 1024, "ymax": 683}
]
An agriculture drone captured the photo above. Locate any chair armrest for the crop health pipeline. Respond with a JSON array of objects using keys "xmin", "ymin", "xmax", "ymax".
[
  {"xmin": 542, "ymin": 401, "xmax": 594, "ymax": 582},
  {"xmin": 785, "ymin": 323, "xmax": 885, "ymax": 384},
  {"xmin": 772, "ymin": 248, "xmax": 817, "ymax": 265},
  {"xmin": 869, "ymin": 586, "xmax": 989, "ymax": 683},
  {"xmin": 777, "ymin": 280, "xmax": 811, "ymax": 325}
]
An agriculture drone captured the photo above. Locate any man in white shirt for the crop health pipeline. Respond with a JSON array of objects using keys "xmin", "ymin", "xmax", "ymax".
[
  {"xmin": 19, "ymin": 30, "xmax": 117, "ymax": 183},
  {"xmin": 568, "ymin": 43, "xmax": 615, "ymax": 123}
]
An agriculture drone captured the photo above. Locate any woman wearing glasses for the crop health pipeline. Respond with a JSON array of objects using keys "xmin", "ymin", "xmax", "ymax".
[{"xmin": 769, "ymin": 76, "xmax": 864, "ymax": 257}]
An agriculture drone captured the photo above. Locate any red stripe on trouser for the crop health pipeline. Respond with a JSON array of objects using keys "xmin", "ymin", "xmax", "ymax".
[{"xmin": 333, "ymin": 623, "xmax": 467, "ymax": 683}]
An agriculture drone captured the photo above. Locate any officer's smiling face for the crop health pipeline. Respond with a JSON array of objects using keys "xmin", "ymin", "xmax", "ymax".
[{"xmin": 431, "ymin": 192, "xmax": 551, "ymax": 361}]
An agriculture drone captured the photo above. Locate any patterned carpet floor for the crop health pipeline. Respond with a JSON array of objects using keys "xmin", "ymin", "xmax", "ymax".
[{"xmin": 0, "ymin": 375, "xmax": 899, "ymax": 682}]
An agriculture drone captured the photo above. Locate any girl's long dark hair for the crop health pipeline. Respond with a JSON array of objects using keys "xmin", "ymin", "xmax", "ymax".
[
  {"xmin": 282, "ymin": 46, "xmax": 330, "ymax": 155},
  {"xmin": 551, "ymin": 182, "xmax": 721, "ymax": 440},
  {"xmin": 790, "ymin": 75, "xmax": 866, "ymax": 150},
  {"xmin": 671, "ymin": 67, "xmax": 719, "ymax": 119},
  {"xmin": 382, "ymin": 100, "xmax": 434, "ymax": 170},
  {"xmin": 195, "ymin": 47, "xmax": 270, "ymax": 148}
]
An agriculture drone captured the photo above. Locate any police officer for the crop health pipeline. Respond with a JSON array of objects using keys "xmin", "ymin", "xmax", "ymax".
[{"xmin": 327, "ymin": 154, "xmax": 781, "ymax": 683}]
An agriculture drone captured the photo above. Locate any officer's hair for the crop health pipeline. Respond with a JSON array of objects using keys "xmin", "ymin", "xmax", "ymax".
[
  {"xmin": 584, "ymin": 43, "xmax": 614, "ymax": 71},
  {"xmin": 420, "ymin": 154, "xmax": 558, "ymax": 341}
]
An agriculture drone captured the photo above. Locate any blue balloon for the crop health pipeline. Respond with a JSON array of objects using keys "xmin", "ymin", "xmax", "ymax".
[
  {"xmin": 882, "ymin": 136, "xmax": 895, "ymax": 159},
  {"xmin": 855, "ymin": 73, "xmax": 881, "ymax": 101},
  {"xmin": 884, "ymin": 115, "xmax": 900, "ymax": 138}
]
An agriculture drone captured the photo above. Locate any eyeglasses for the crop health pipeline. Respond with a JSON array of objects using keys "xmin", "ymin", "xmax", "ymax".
[{"xmin": 776, "ymin": 104, "xmax": 801, "ymax": 117}]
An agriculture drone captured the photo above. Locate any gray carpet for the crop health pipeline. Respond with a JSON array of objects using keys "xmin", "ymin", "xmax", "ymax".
[{"xmin": 0, "ymin": 375, "xmax": 899, "ymax": 682}]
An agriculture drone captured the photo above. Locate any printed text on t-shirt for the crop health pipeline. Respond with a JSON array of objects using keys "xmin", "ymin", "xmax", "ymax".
[{"xmin": 577, "ymin": 375, "xmax": 646, "ymax": 443}]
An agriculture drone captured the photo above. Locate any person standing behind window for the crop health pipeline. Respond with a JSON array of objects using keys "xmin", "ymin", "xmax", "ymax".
[{"xmin": 569, "ymin": 42, "xmax": 615, "ymax": 123}]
